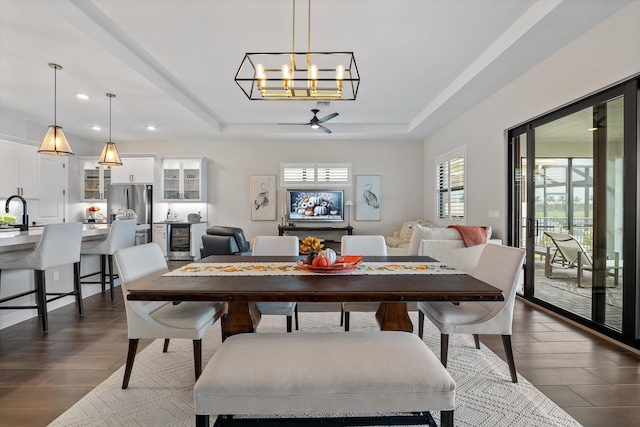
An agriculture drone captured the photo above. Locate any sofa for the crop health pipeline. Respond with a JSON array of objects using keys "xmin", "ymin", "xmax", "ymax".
[
  {"xmin": 387, "ymin": 224, "xmax": 502, "ymax": 274},
  {"xmin": 385, "ymin": 220, "xmax": 433, "ymax": 250}
]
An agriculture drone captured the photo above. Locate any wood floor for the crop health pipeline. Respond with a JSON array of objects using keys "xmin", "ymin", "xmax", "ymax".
[{"xmin": 1, "ymin": 291, "xmax": 639, "ymax": 426}]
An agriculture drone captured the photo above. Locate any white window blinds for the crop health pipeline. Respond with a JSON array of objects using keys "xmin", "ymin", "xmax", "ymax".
[
  {"xmin": 436, "ymin": 150, "xmax": 465, "ymax": 220},
  {"xmin": 280, "ymin": 163, "xmax": 351, "ymax": 186}
]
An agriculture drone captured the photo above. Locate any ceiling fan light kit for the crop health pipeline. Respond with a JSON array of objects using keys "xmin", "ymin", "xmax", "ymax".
[{"xmin": 235, "ymin": 0, "xmax": 359, "ymax": 101}]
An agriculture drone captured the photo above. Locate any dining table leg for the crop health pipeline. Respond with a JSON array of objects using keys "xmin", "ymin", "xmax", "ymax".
[
  {"xmin": 375, "ymin": 302, "xmax": 413, "ymax": 333},
  {"xmin": 221, "ymin": 301, "xmax": 262, "ymax": 340}
]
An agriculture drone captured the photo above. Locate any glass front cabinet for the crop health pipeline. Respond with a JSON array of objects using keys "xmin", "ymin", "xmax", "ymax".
[
  {"xmin": 83, "ymin": 160, "xmax": 111, "ymax": 201},
  {"xmin": 162, "ymin": 158, "xmax": 207, "ymax": 201}
]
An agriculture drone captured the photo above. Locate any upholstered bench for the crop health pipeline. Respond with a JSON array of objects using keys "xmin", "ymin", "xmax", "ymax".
[{"xmin": 194, "ymin": 331, "xmax": 456, "ymax": 426}]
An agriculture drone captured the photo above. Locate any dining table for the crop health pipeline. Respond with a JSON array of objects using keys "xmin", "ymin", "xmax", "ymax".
[{"xmin": 126, "ymin": 255, "xmax": 504, "ymax": 339}]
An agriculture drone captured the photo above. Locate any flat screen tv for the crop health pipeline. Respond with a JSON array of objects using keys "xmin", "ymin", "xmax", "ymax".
[{"xmin": 287, "ymin": 189, "xmax": 344, "ymax": 222}]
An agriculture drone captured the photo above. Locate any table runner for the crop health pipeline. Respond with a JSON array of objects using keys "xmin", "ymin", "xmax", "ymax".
[{"xmin": 164, "ymin": 261, "xmax": 462, "ymax": 277}]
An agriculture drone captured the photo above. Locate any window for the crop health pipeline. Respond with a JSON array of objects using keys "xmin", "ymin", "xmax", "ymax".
[
  {"xmin": 436, "ymin": 148, "xmax": 465, "ymax": 221},
  {"xmin": 280, "ymin": 163, "xmax": 351, "ymax": 187}
]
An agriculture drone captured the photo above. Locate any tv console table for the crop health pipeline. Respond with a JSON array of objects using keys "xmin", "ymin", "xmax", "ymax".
[
  {"xmin": 278, "ymin": 225, "xmax": 353, "ymax": 253},
  {"xmin": 278, "ymin": 225, "xmax": 353, "ymax": 236}
]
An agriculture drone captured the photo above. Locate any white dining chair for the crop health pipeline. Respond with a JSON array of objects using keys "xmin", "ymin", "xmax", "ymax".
[
  {"xmin": 417, "ymin": 244, "xmax": 525, "ymax": 383},
  {"xmin": 340, "ymin": 235, "xmax": 387, "ymax": 331},
  {"xmin": 0, "ymin": 222, "xmax": 83, "ymax": 332},
  {"xmin": 80, "ymin": 219, "xmax": 137, "ymax": 302},
  {"xmin": 251, "ymin": 236, "xmax": 299, "ymax": 332},
  {"xmin": 114, "ymin": 243, "xmax": 227, "ymax": 389}
]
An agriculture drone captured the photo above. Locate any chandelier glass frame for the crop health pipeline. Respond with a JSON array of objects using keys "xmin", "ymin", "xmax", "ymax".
[{"xmin": 234, "ymin": 0, "xmax": 359, "ymax": 101}]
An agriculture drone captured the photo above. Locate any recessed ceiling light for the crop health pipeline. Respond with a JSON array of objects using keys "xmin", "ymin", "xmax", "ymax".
[
  {"xmin": 146, "ymin": 125, "xmax": 156, "ymax": 131},
  {"xmin": 91, "ymin": 125, "xmax": 101, "ymax": 131},
  {"xmin": 76, "ymin": 93, "xmax": 90, "ymax": 100}
]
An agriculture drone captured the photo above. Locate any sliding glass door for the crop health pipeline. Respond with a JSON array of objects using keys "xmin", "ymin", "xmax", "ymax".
[{"xmin": 508, "ymin": 79, "xmax": 638, "ymax": 347}]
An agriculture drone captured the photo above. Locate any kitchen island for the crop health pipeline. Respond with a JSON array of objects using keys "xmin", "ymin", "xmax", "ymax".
[{"xmin": 0, "ymin": 223, "xmax": 150, "ymax": 330}]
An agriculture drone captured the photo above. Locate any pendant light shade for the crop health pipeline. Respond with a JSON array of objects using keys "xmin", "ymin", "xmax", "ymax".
[
  {"xmin": 39, "ymin": 63, "xmax": 74, "ymax": 156},
  {"xmin": 98, "ymin": 93, "xmax": 123, "ymax": 166}
]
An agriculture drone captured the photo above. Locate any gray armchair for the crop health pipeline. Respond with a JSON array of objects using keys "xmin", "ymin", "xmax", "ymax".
[{"xmin": 201, "ymin": 226, "xmax": 251, "ymax": 257}]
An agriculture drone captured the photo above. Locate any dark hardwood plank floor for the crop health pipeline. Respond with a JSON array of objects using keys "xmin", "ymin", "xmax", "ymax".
[{"xmin": 1, "ymin": 289, "xmax": 639, "ymax": 426}]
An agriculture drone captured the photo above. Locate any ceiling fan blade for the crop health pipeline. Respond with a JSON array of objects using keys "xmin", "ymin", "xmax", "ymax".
[
  {"xmin": 318, "ymin": 112, "xmax": 339, "ymax": 123},
  {"xmin": 318, "ymin": 124, "xmax": 332, "ymax": 134},
  {"xmin": 277, "ymin": 123, "xmax": 309, "ymax": 126}
]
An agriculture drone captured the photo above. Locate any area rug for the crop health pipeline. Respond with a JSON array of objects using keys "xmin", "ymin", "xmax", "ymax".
[{"xmin": 48, "ymin": 312, "xmax": 582, "ymax": 427}]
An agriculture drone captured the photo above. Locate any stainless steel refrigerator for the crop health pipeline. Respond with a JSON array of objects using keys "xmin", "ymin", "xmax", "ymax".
[{"xmin": 107, "ymin": 184, "xmax": 153, "ymax": 245}]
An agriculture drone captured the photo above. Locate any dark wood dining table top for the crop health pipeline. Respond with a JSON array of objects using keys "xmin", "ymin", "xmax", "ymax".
[{"xmin": 126, "ymin": 255, "xmax": 504, "ymax": 304}]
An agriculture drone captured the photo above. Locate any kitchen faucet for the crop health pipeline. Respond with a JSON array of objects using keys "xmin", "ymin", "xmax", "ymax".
[{"xmin": 5, "ymin": 194, "xmax": 29, "ymax": 231}]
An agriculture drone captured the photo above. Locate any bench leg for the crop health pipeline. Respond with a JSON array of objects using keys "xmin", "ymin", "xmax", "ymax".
[
  {"xmin": 163, "ymin": 339, "xmax": 170, "ymax": 352},
  {"xmin": 441, "ymin": 410, "xmax": 454, "ymax": 427},
  {"xmin": 418, "ymin": 311, "xmax": 425, "ymax": 339},
  {"xmin": 195, "ymin": 414, "xmax": 209, "ymax": 427},
  {"xmin": 344, "ymin": 311, "xmax": 350, "ymax": 331}
]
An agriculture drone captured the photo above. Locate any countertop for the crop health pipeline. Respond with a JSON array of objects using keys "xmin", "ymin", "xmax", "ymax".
[{"xmin": 0, "ymin": 223, "xmax": 150, "ymax": 248}]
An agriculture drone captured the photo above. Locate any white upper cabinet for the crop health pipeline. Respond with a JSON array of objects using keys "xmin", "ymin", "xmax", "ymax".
[
  {"xmin": 110, "ymin": 157, "xmax": 155, "ymax": 184},
  {"xmin": 0, "ymin": 140, "xmax": 39, "ymax": 198},
  {"xmin": 82, "ymin": 159, "xmax": 111, "ymax": 201},
  {"xmin": 162, "ymin": 158, "xmax": 207, "ymax": 202}
]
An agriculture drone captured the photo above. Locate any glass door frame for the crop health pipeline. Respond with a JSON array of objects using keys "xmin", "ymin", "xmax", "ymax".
[{"xmin": 507, "ymin": 77, "xmax": 639, "ymax": 349}]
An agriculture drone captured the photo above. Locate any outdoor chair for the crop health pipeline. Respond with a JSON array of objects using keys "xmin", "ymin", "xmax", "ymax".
[{"xmin": 544, "ymin": 232, "xmax": 621, "ymax": 286}]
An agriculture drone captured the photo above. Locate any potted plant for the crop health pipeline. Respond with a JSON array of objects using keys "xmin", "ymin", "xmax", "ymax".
[{"xmin": 0, "ymin": 213, "xmax": 16, "ymax": 228}]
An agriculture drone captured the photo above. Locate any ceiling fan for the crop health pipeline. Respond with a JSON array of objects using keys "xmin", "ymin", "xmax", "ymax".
[{"xmin": 279, "ymin": 109, "xmax": 339, "ymax": 134}]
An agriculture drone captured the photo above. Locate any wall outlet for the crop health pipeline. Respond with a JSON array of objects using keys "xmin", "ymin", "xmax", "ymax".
[
  {"xmin": 488, "ymin": 210, "xmax": 500, "ymax": 219},
  {"xmin": 53, "ymin": 271, "xmax": 59, "ymax": 281}
]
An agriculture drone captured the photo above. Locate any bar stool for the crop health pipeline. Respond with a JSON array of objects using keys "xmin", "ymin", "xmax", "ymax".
[
  {"xmin": 0, "ymin": 222, "xmax": 84, "ymax": 332},
  {"xmin": 80, "ymin": 219, "xmax": 137, "ymax": 302}
]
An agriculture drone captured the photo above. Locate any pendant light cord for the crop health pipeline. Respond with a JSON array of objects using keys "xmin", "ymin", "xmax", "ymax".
[{"xmin": 53, "ymin": 65, "xmax": 57, "ymax": 126}]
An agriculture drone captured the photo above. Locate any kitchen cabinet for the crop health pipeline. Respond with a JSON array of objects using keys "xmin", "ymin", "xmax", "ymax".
[
  {"xmin": 162, "ymin": 158, "xmax": 207, "ymax": 201},
  {"xmin": 153, "ymin": 223, "xmax": 167, "ymax": 256},
  {"xmin": 0, "ymin": 140, "xmax": 39, "ymax": 198},
  {"xmin": 82, "ymin": 159, "xmax": 111, "ymax": 201},
  {"xmin": 110, "ymin": 157, "xmax": 155, "ymax": 184}
]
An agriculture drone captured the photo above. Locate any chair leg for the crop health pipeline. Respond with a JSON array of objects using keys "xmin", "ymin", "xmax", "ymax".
[
  {"xmin": 35, "ymin": 270, "xmax": 48, "ymax": 333},
  {"xmin": 286, "ymin": 315, "xmax": 292, "ymax": 332},
  {"xmin": 193, "ymin": 339, "xmax": 203, "ymax": 380},
  {"xmin": 440, "ymin": 333, "xmax": 449, "ymax": 367},
  {"xmin": 100, "ymin": 255, "xmax": 107, "ymax": 293},
  {"xmin": 340, "ymin": 305, "xmax": 344, "ymax": 326},
  {"xmin": 473, "ymin": 334, "xmax": 480, "ymax": 349},
  {"xmin": 418, "ymin": 311, "xmax": 425, "ymax": 339},
  {"xmin": 74, "ymin": 262, "xmax": 84, "ymax": 316},
  {"xmin": 122, "ymin": 338, "xmax": 139, "ymax": 389},
  {"xmin": 501, "ymin": 335, "xmax": 518, "ymax": 383},
  {"xmin": 163, "ymin": 339, "xmax": 170, "ymax": 352},
  {"xmin": 107, "ymin": 255, "xmax": 115, "ymax": 303},
  {"xmin": 344, "ymin": 311, "xmax": 350, "ymax": 331},
  {"xmin": 294, "ymin": 305, "xmax": 299, "ymax": 330}
]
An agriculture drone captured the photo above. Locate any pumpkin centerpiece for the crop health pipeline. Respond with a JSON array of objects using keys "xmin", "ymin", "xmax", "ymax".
[{"xmin": 312, "ymin": 248, "xmax": 337, "ymax": 267}]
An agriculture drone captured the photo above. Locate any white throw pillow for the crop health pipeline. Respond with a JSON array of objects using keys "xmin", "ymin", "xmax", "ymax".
[{"xmin": 399, "ymin": 220, "xmax": 418, "ymax": 241}]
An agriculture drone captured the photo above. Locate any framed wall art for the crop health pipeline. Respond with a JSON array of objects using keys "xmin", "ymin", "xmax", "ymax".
[
  {"xmin": 356, "ymin": 175, "xmax": 381, "ymax": 221},
  {"xmin": 250, "ymin": 175, "xmax": 276, "ymax": 220}
]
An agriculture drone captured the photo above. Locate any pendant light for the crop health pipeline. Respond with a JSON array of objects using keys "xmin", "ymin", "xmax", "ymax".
[
  {"xmin": 39, "ymin": 63, "xmax": 74, "ymax": 156},
  {"xmin": 98, "ymin": 93, "xmax": 123, "ymax": 166}
]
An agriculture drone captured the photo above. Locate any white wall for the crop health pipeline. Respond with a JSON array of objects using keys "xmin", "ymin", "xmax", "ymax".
[
  {"xmin": 423, "ymin": 1, "xmax": 640, "ymax": 241},
  {"xmin": 107, "ymin": 139, "xmax": 425, "ymax": 241}
]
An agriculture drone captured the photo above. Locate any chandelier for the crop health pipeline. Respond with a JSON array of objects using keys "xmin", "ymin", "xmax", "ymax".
[
  {"xmin": 234, "ymin": 0, "xmax": 359, "ymax": 101},
  {"xmin": 39, "ymin": 63, "xmax": 74, "ymax": 156},
  {"xmin": 98, "ymin": 93, "xmax": 123, "ymax": 166}
]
